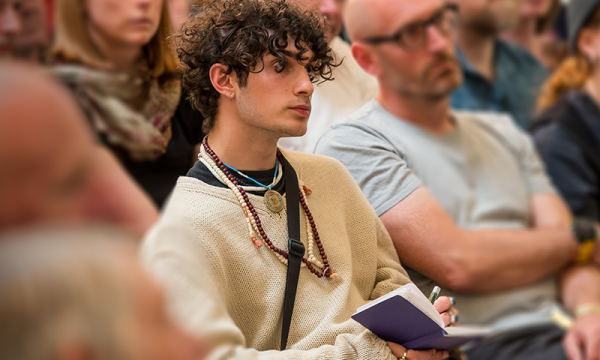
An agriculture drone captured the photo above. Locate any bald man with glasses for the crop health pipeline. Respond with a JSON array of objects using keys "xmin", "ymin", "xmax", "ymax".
[{"xmin": 316, "ymin": 0, "xmax": 600, "ymax": 359}]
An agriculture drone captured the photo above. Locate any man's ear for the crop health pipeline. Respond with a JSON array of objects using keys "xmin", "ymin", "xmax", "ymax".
[
  {"xmin": 209, "ymin": 63, "xmax": 236, "ymax": 98},
  {"xmin": 351, "ymin": 42, "xmax": 379, "ymax": 77}
]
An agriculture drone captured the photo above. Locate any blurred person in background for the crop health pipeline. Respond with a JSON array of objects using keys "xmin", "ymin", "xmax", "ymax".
[
  {"xmin": 168, "ymin": 0, "xmax": 189, "ymax": 32},
  {"xmin": 450, "ymin": 0, "xmax": 548, "ymax": 129},
  {"xmin": 50, "ymin": 0, "xmax": 205, "ymax": 208},
  {"xmin": 502, "ymin": 0, "xmax": 568, "ymax": 71},
  {"xmin": 0, "ymin": 63, "xmax": 157, "ymax": 237},
  {"xmin": 531, "ymin": 0, "xmax": 600, "ymax": 224},
  {"xmin": 0, "ymin": 0, "xmax": 22, "ymax": 58},
  {"xmin": 317, "ymin": 0, "xmax": 600, "ymax": 358},
  {"xmin": 0, "ymin": 226, "xmax": 205, "ymax": 360},
  {"xmin": 0, "ymin": 0, "xmax": 48, "ymax": 61},
  {"xmin": 278, "ymin": 0, "xmax": 378, "ymax": 153},
  {"xmin": 14, "ymin": 0, "xmax": 48, "ymax": 61}
]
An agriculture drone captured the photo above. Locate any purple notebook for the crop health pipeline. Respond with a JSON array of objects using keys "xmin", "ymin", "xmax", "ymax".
[{"xmin": 351, "ymin": 285, "xmax": 490, "ymax": 351}]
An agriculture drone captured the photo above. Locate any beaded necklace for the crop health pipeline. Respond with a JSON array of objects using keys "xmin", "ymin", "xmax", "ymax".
[{"xmin": 200, "ymin": 137, "xmax": 337, "ymax": 280}]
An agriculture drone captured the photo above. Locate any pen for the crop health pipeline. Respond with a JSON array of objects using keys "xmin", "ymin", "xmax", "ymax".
[{"xmin": 428, "ymin": 286, "xmax": 441, "ymax": 304}]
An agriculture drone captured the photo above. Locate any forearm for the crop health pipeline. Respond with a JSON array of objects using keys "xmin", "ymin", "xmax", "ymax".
[
  {"xmin": 560, "ymin": 265, "xmax": 600, "ymax": 313},
  {"xmin": 451, "ymin": 227, "xmax": 578, "ymax": 293}
]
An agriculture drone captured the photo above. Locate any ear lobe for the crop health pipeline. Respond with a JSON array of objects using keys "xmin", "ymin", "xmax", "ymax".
[{"xmin": 209, "ymin": 63, "xmax": 236, "ymax": 97}]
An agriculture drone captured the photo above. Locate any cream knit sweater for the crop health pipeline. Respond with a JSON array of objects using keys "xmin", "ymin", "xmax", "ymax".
[{"xmin": 142, "ymin": 149, "xmax": 412, "ymax": 360}]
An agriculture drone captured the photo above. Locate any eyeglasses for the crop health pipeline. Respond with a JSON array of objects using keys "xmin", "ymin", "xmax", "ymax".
[{"xmin": 361, "ymin": 3, "xmax": 459, "ymax": 51}]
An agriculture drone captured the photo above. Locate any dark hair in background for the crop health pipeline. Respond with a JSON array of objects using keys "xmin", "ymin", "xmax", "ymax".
[{"xmin": 176, "ymin": 0, "xmax": 337, "ymax": 133}]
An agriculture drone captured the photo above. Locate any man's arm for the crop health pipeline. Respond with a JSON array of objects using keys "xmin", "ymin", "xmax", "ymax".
[{"xmin": 380, "ymin": 186, "xmax": 579, "ymax": 293}]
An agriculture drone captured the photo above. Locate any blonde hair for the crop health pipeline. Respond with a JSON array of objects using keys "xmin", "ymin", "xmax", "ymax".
[
  {"xmin": 538, "ymin": 7, "xmax": 600, "ymax": 110},
  {"xmin": 50, "ymin": 0, "xmax": 178, "ymax": 78}
]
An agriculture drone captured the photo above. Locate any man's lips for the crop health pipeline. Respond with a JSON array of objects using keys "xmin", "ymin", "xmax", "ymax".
[{"xmin": 291, "ymin": 105, "xmax": 311, "ymax": 117}]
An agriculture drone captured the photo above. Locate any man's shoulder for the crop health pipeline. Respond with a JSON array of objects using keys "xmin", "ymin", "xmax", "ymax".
[
  {"xmin": 321, "ymin": 100, "xmax": 393, "ymax": 139},
  {"xmin": 496, "ymin": 39, "xmax": 548, "ymax": 74},
  {"xmin": 281, "ymin": 148, "xmax": 349, "ymax": 175}
]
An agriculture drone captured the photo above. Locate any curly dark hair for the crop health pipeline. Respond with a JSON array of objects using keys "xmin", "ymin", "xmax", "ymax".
[{"xmin": 177, "ymin": 0, "xmax": 338, "ymax": 133}]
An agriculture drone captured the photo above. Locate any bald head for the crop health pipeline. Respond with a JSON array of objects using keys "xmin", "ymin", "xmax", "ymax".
[
  {"xmin": 0, "ymin": 63, "xmax": 92, "ymax": 168},
  {"xmin": 0, "ymin": 62, "xmax": 158, "ymax": 235}
]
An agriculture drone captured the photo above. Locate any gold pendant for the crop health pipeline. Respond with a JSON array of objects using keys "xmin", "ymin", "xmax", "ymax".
[{"xmin": 264, "ymin": 189, "xmax": 284, "ymax": 213}]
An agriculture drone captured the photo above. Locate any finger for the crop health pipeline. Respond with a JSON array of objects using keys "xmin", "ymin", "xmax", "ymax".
[
  {"xmin": 434, "ymin": 297, "xmax": 452, "ymax": 313},
  {"xmin": 432, "ymin": 350, "xmax": 450, "ymax": 359},
  {"xmin": 407, "ymin": 349, "xmax": 436, "ymax": 360},
  {"xmin": 583, "ymin": 328, "xmax": 600, "ymax": 360},
  {"xmin": 439, "ymin": 312, "xmax": 452, "ymax": 327},
  {"xmin": 564, "ymin": 331, "xmax": 583, "ymax": 360},
  {"xmin": 386, "ymin": 341, "xmax": 406, "ymax": 358}
]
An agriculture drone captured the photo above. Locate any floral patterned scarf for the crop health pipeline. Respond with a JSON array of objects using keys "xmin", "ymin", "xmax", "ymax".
[{"xmin": 54, "ymin": 65, "xmax": 181, "ymax": 161}]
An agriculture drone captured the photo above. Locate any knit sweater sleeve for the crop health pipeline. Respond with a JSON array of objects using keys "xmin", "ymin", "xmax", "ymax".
[
  {"xmin": 370, "ymin": 220, "xmax": 412, "ymax": 300},
  {"xmin": 142, "ymin": 211, "xmax": 399, "ymax": 360}
]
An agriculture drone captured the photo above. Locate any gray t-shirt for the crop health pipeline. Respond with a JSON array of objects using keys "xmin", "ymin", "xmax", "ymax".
[{"xmin": 315, "ymin": 99, "xmax": 559, "ymax": 330}]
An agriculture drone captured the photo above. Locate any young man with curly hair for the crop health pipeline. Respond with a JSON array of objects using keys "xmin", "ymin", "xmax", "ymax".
[{"xmin": 142, "ymin": 1, "xmax": 453, "ymax": 359}]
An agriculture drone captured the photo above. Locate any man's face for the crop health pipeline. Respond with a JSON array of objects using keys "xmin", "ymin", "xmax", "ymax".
[
  {"xmin": 288, "ymin": 0, "xmax": 344, "ymax": 43},
  {"xmin": 128, "ymin": 265, "xmax": 205, "ymax": 360},
  {"xmin": 455, "ymin": 0, "xmax": 520, "ymax": 34},
  {"xmin": 233, "ymin": 42, "xmax": 315, "ymax": 139},
  {"xmin": 363, "ymin": 0, "xmax": 462, "ymax": 102},
  {"xmin": 0, "ymin": 0, "xmax": 22, "ymax": 58},
  {"xmin": 13, "ymin": 0, "xmax": 46, "ymax": 59},
  {"xmin": 320, "ymin": 0, "xmax": 344, "ymax": 41}
]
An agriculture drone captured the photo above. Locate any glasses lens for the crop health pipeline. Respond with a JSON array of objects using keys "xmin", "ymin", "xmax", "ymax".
[
  {"xmin": 400, "ymin": 23, "xmax": 425, "ymax": 49},
  {"xmin": 436, "ymin": 8, "xmax": 459, "ymax": 35}
]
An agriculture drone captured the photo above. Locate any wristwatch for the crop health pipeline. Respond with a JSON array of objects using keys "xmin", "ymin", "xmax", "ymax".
[{"xmin": 571, "ymin": 218, "xmax": 597, "ymax": 265}]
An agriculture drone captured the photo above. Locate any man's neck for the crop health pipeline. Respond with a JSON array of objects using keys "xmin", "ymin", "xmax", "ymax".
[
  {"xmin": 208, "ymin": 111, "xmax": 279, "ymax": 171},
  {"xmin": 502, "ymin": 18, "xmax": 541, "ymax": 59},
  {"xmin": 457, "ymin": 27, "xmax": 497, "ymax": 81},
  {"xmin": 376, "ymin": 89, "xmax": 454, "ymax": 134}
]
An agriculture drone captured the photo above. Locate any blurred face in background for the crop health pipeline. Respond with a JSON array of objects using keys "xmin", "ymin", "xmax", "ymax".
[
  {"xmin": 289, "ymin": 0, "xmax": 344, "ymax": 43},
  {"xmin": 168, "ymin": 0, "xmax": 187, "ymax": 31},
  {"xmin": 0, "ymin": 0, "xmax": 22, "ymax": 58},
  {"xmin": 520, "ymin": 0, "xmax": 553, "ymax": 19},
  {"xmin": 84, "ymin": 0, "xmax": 164, "ymax": 49},
  {"xmin": 320, "ymin": 0, "xmax": 344, "ymax": 41},
  {"xmin": 354, "ymin": 0, "xmax": 462, "ymax": 102},
  {"xmin": 14, "ymin": 0, "xmax": 46, "ymax": 59},
  {"xmin": 456, "ymin": 0, "xmax": 520, "ymax": 35}
]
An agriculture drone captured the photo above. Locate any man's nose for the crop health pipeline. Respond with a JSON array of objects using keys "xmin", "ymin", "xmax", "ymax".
[{"xmin": 426, "ymin": 24, "xmax": 452, "ymax": 54}]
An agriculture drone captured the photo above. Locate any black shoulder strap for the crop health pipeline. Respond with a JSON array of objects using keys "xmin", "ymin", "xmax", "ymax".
[{"xmin": 280, "ymin": 154, "xmax": 305, "ymax": 351}]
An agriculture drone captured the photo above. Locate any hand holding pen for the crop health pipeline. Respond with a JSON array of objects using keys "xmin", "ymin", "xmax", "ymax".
[{"xmin": 429, "ymin": 286, "xmax": 460, "ymax": 327}]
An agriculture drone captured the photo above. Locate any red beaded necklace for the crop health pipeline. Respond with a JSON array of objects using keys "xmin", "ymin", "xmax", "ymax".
[{"xmin": 202, "ymin": 137, "xmax": 335, "ymax": 279}]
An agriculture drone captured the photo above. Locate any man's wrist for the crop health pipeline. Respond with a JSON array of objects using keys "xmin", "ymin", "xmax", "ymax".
[
  {"xmin": 575, "ymin": 303, "xmax": 600, "ymax": 318},
  {"xmin": 570, "ymin": 218, "xmax": 598, "ymax": 265}
]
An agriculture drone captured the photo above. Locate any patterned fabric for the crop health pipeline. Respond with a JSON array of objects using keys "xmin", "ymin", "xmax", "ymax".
[
  {"xmin": 54, "ymin": 65, "xmax": 181, "ymax": 161},
  {"xmin": 451, "ymin": 40, "xmax": 548, "ymax": 129}
]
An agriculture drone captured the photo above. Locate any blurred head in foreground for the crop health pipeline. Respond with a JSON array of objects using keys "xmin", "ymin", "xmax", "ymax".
[
  {"xmin": 0, "ymin": 63, "xmax": 158, "ymax": 236},
  {"xmin": 0, "ymin": 226, "xmax": 204, "ymax": 360}
]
